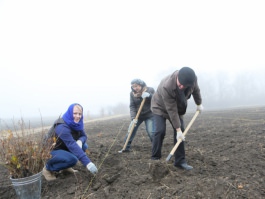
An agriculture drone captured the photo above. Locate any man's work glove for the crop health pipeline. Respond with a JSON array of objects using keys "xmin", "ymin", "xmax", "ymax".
[
  {"xmin": 141, "ymin": 92, "xmax": 150, "ymax": 99},
  {"xmin": 86, "ymin": 162, "xmax": 98, "ymax": 174},
  {"xmin": 197, "ymin": 104, "xmax": 204, "ymax": 113},
  {"xmin": 176, "ymin": 130, "xmax": 185, "ymax": 141},
  {"xmin": 76, "ymin": 140, "xmax": 82, "ymax": 149}
]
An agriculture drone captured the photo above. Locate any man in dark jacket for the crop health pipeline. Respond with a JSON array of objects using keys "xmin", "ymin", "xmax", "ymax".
[
  {"xmin": 120, "ymin": 79, "xmax": 155, "ymax": 152},
  {"xmin": 151, "ymin": 67, "xmax": 203, "ymax": 170}
]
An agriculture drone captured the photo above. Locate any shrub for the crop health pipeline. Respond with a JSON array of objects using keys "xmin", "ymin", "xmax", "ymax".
[{"xmin": 0, "ymin": 118, "xmax": 53, "ymax": 179}]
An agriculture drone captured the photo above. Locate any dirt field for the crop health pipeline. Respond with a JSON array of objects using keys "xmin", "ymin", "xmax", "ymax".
[{"xmin": 1, "ymin": 106, "xmax": 265, "ymax": 199}]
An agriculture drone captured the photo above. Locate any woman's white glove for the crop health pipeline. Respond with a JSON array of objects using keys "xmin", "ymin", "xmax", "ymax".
[
  {"xmin": 86, "ymin": 162, "xmax": 98, "ymax": 174},
  {"xmin": 132, "ymin": 119, "xmax": 138, "ymax": 124},
  {"xmin": 197, "ymin": 104, "xmax": 204, "ymax": 113},
  {"xmin": 76, "ymin": 140, "xmax": 82, "ymax": 148},
  {"xmin": 141, "ymin": 92, "xmax": 150, "ymax": 98},
  {"xmin": 176, "ymin": 130, "xmax": 185, "ymax": 141},
  {"xmin": 128, "ymin": 119, "xmax": 138, "ymax": 133}
]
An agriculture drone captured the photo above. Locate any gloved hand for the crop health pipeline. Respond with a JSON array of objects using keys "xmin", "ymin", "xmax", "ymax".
[
  {"xmin": 141, "ymin": 92, "xmax": 150, "ymax": 98},
  {"xmin": 176, "ymin": 130, "xmax": 185, "ymax": 141},
  {"xmin": 76, "ymin": 140, "xmax": 82, "ymax": 148},
  {"xmin": 128, "ymin": 119, "xmax": 138, "ymax": 132},
  {"xmin": 86, "ymin": 162, "xmax": 98, "ymax": 174},
  {"xmin": 132, "ymin": 119, "xmax": 138, "ymax": 124},
  {"xmin": 197, "ymin": 104, "xmax": 204, "ymax": 113}
]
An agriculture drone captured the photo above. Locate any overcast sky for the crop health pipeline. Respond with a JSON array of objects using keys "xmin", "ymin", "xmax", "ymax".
[{"xmin": 0, "ymin": 0, "xmax": 264, "ymax": 120}]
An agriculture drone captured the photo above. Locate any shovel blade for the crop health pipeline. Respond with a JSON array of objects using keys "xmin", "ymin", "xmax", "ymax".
[{"xmin": 166, "ymin": 154, "xmax": 172, "ymax": 162}]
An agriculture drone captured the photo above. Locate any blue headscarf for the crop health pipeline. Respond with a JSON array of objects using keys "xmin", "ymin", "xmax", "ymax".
[{"xmin": 62, "ymin": 103, "xmax": 84, "ymax": 131}]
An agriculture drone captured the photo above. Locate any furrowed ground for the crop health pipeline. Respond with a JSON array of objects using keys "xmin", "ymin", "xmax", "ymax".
[{"xmin": 1, "ymin": 107, "xmax": 265, "ymax": 199}]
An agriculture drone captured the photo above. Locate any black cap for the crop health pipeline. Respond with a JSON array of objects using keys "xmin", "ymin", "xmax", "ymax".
[
  {"xmin": 178, "ymin": 67, "xmax": 196, "ymax": 86},
  {"xmin": 131, "ymin": 79, "xmax": 146, "ymax": 87}
]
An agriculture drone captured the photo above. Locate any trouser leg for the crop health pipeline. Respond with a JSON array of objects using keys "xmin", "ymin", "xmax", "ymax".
[
  {"xmin": 46, "ymin": 150, "xmax": 78, "ymax": 172},
  {"xmin": 124, "ymin": 119, "xmax": 142, "ymax": 150},
  {"xmin": 173, "ymin": 115, "xmax": 186, "ymax": 165},
  {"xmin": 151, "ymin": 114, "xmax": 166, "ymax": 160},
  {"xmin": 145, "ymin": 116, "xmax": 154, "ymax": 142}
]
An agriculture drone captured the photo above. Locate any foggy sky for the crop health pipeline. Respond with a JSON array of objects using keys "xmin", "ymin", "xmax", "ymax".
[{"xmin": 0, "ymin": 0, "xmax": 265, "ymax": 121}]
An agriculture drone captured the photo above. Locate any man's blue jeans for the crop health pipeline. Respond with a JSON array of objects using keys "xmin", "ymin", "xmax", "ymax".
[
  {"xmin": 124, "ymin": 116, "xmax": 154, "ymax": 150},
  {"xmin": 46, "ymin": 143, "xmax": 88, "ymax": 171}
]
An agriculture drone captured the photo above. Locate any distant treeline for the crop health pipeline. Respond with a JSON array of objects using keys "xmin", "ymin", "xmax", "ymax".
[{"xmin": 197, "ymin": 70, "xmax": 265, "ymax": 109}]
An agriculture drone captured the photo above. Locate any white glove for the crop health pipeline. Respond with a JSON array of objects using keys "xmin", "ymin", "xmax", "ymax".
[
  {"xmin": 176, "ymin": 130, "xmax": 185, "ymax": 141},
  {"xmin": 132, "ymin": 119, "xmax": 138, "ymax": 124},
  {"xmin": 86, "ymin": 162, "xmax": 98, "ymax": 174},
  {"xmin": 141, "ymin": 92, "xmax": 150, "ymax": 98},
  {"xmin": 197, "ymin": 104, "xmax": 204, "ymax": 113},
  {"xmin": 76, "ymin": 140, "xmax": 82, "ymax": 149},
  {"xmin": 128, "ymin": 119, "xmax": 138, "ymax": 132}
]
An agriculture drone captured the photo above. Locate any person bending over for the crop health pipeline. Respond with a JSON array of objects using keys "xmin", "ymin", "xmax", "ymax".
[{"xmin": 151, "ymin": 67, "xmax": 203, "ymax": 170}]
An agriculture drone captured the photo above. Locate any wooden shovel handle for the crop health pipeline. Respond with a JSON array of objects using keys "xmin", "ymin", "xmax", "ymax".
[
  {"xmin": 122, "ymin": 98, "xmax": 146, "ymax": 151},
  {"xmin": 166, "ymin": 111, "xmax": 200, "ymax": 161}
]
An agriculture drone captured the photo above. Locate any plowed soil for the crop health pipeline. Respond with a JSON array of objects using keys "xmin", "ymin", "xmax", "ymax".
[{"xmin": 1, "ymin": 107, "xmax": 265, "ymax": 199}]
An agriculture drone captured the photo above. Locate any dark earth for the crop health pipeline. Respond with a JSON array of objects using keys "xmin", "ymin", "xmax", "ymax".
[{"xmin": 1, "ymin": 106, "xmax": 265, "ymax": 199}]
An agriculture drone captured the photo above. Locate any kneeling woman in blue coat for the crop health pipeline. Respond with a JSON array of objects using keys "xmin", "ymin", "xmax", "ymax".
[{"xmin": 43, "ymin": 103, "xmax": 98, "ymax": 181}]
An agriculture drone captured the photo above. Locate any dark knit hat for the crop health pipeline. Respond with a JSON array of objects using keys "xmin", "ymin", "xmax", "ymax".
[
  {"xmin": 178, "ymin": 67, "xmax": 196, "ymax": 86},
  {"xmin": 131, "ymin": 79, "xmax": 146, "ymax": 87}
]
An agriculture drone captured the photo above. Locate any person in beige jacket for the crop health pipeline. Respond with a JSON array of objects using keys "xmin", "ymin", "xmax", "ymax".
[{"xmin": 151, "ymin": 67, "xmax": 203, "ymax": 170}]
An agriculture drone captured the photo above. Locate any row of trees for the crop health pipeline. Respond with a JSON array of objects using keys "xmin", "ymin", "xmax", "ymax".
[{"xmin": 198, "ymin": 70, "xmax": 265, "ymax": 109}]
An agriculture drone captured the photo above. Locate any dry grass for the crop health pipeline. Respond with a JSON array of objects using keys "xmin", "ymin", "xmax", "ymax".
[{"xmin": 0, "ymin": 118, "xmax": 53, "ymax": 179}]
